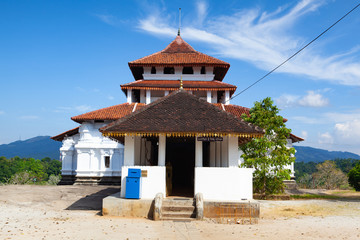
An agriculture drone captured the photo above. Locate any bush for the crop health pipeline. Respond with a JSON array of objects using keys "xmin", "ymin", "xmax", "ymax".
[
  {"xmin": 7, "ymin": 171, "xmax": 37, "ymax": 185},
  {"xmin": 312, "ymin": 161, "xmax": 349, "ymax": 190},
  {"xmin": 47, "ymin": 174, "xmax": 61, "ymax": 185},
  {"xmin": 348, "ymin": 163, "xmax": 360, "ymax": 191}
]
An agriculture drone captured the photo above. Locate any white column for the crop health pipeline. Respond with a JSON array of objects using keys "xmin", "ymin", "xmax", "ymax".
[
  {"xmin": 146, "ymin": 90, "xmax": 151, "ymax": 104},
  {"xmin": 207, "ymin": 91, "xmax": 212, "ymax": 103},
  {"xmin": 127, "ymin": 89, "xmax": 132, "ymax": 104},
  {"xmin": 215, "ymin": 142, "xmax": 221, "ymax": 167},
  {"xmin": 175, "ymin": 66, "xmax": 182, "ymax": 75},
  {"xmin": 209, "ymin": 142, "xmax": 216, "ymax": 167},
  {"xmin": 124, "ymin": 136, "xmax": 135, "ymax": 166},
  {"xmin": 221, "ymin": 137, "xmax": 228, "ymax": 167},
  {"xmin": 164, "ymin": 90, "xmax": 169, "ymax": 96},
  {"xmin": 225, "ymin": 90, "xmax": 230, "ymax": 105},
  {"xmin": 195, "ymin": 138, "xmax": 203, "ymax": 167},
  {"xmin": 158, "ymin": 135, "xmax": 166, "ymax": 166},
  {"xmin": 228, "ymin": 136, "xmax": 238, "ymax": 167},
  {"xmin": 193, "ymin": 66, "xmax": 201, "ymax": 75}
]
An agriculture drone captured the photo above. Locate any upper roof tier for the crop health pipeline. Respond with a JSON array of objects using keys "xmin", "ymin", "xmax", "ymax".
[{"xmin": 128, "ymin": 36, "xmax": 230, "ymax": 81}]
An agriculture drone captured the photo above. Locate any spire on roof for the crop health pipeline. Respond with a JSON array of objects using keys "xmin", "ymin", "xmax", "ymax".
[{"xmin": 178, "ymin": 8, "xmax": 181, "ymax": 36}]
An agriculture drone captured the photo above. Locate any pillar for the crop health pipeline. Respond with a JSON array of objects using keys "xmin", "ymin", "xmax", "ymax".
[
  {"xmin": 146, "ymin": 90, "xmax": 151, "ymax": 104},
  {"xmin": 195, "ymin": 138, "xmax": 203, "ymax": 167},
  {"xmin": 225, "ymin": 90, "xmax": 230, "ymax": 105},
  {"xmin": 164, "ymin": 90, "xmax": 169, "ymax": 96},
  {"xmin": 228, "ymin": 136, "xmax": 238, "ymax": 167},
  {"xmin": 124, "ymin": 136, "xmax": 135, "ymax": 166},
  {"xmin": 127, "ymin": 89, "xmax": 132, "ymax": 104},
  {"xmin": 158, "ymin": 135, "xmax": 166, "ymax": 166},
  {"xmin": 207, "ymin": 91, "xmax": 212, "ymax": 103}
]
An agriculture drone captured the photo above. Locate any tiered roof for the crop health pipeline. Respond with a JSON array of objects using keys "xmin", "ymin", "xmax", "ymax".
[
  {"xmin": 101, "ymin": 90, "xmax": 263, "ymax": 137},
  {"xmin": 121, "ymin": 80, "xmax": 237, "ymax": 95},
  {"xmin": 128, "ymin": 36, "xmax": 230, "ymax": 81}
]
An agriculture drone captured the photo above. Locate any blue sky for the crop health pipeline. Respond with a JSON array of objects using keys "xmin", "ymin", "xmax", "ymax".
[{"xmin": 1, "ymin": 0, "xmax": 360, "ymax": 154}]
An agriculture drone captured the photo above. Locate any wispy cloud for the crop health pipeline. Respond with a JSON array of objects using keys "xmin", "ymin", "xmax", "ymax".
[
  {"xmin": 137, "ymin": 0, "xmax": 360, "ymax": 86},
  {"xmin": 54, "ymin": 105, "xmax": 94, "ymax": 113},
  {"xmin": 276, "ymin": 90, "xmax": 329, "ymax": 108},
  {"xmin": 0, "ymin": 111, "xmax": 4, "ymax": 115},
  {"xmin": 94, "ymin": 14, "xmax": 118, "ymax": 26},
  {"xmin": 20, "ymin": 115, "xmax": 39, "ymax": 120}
]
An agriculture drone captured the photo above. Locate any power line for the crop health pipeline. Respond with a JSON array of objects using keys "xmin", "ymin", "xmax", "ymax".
[{"xmin": 229, "ymin": 2, "xmax": 360, "ymax": 102}]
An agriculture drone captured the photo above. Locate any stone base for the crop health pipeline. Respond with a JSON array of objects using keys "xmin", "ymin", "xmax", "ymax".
[
  {"xmin": 284, "ymin": 180, "xmax": 297, "ymax": 190},
  {"xmin": 58, "ymin": 175, "xmax": 121, "ymax": 185},
  {"xmin": 203, "ymin": 201, "xmax": 260, "ymax": 224},
  {"xmin": 102, "ymin": 193, "xmax": 260, "ymax": 224},
  {"xmin": 102, "ymin": 192, "xmax": 154, "ymax": 218}
]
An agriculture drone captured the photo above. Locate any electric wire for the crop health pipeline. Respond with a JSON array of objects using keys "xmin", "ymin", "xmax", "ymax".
[{"xmin": 228, "ymin": 2, "xmax": 360, "ymax": 102}]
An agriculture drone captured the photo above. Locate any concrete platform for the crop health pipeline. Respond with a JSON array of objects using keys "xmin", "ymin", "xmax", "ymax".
[
  {"xmin": 102, "ymin": 192, "xmax": 260, "ymax": 224},
  {"xmin": 102, "ymin": 192, "xmax": 154, "ymax": 218}
]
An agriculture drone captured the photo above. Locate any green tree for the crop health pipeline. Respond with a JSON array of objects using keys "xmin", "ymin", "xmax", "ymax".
[
  {"xmin": 348, "ymin": 163, "xmax": 360, "ymax": 191},
  {"xmin": 240, "ymin": 97, "xmax": 295, "ymax": 196},
  {"xmin": 313, "ymin": 161, "xmax": 348, "ymax": 189}
]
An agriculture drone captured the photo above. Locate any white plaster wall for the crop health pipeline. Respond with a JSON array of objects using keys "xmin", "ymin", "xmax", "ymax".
[
  {"xmin": 195, "ymin": 167, "xmax": 253, "ymax": 201},
  {"xmin": 120, "ymin": 166, "xmax": 166, "ymax": 199},
  {"xmin": 60, "ymin": 121, "xmax": 124, "ymax": 177}
]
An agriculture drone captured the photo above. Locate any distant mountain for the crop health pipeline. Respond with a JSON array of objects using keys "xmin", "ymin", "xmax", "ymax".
[
  {"xmin": 0, "ymin": 136, "xmax": 61, "ymax": 160},
  {"xmin": 294, "ymin": 146, "xmax": 360, "ymax": 163}
]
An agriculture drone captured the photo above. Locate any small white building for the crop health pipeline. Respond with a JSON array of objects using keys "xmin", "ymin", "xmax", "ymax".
[{"xmin": 52, "ymin": 34, "xmax": 303, "ymax": 201}]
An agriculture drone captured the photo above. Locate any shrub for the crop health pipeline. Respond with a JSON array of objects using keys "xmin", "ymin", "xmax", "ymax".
[
  {"xmin": 7, "ymin": 171, "xmax": 36, "ymax": 185},
  {"xmin": 348, "ymin": 163, "xmax": 360, "ymax": 191},
  {"xmin": 47, "ymin": 174, "xmax": 61, "ymax": 185}
]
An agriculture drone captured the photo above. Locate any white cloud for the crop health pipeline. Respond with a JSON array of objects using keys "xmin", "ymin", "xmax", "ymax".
[
  {"xmin": 318, "ymin": 132, "xmax": 334, "ymax": 144},
  {"xmin": 334, "ymin": 119, "xmax": 360, "ymax": 140},
  {"xmin": 75, "ymin": 105, "xmax": 93, "ymax": 112},
  {"xmin": 20, "ymin": 115, "xmax": 39, "ymax": 120},
  {"xmin": 298, "ymin": 91, "xmax": 329, "ymax": 107},
  {"xmin": 54, "ymin": 105, "xmax": 93, "ymax": 113},
  {"xmin": 292, "ymin": 116, "xmax": 320, "ymax": 124},
  {"xmin": 137, "ymin": 0, "xmax": 360, "ymax": 86},
  {"xmin": 276, "ymin": 90, "xmax": 329, "ymax": 108},
  {"xmin": 301, "ymin": 130, "xmax": 308, "ymax": 139},
  {"xmin": 107, "ymin": 95, "xmax": 115, "ymax": 100},
  {"xmin": 94, "ymin": 14, "xmax": 118, "ymax": 26},
  {"xmin": 0, "ymin": 111, "xmax": 4, "ymax": 115}
]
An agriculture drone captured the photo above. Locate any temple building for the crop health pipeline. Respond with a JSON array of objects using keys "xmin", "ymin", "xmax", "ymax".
[{"xmin": 52, "ymin": 34, "xmax": 303, "ymax": 202}]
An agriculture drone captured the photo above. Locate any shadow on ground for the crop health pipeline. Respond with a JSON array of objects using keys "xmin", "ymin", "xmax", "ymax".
[{"xmin": 66, "ymin": 187, "xmax": 120, "ymax": 211}]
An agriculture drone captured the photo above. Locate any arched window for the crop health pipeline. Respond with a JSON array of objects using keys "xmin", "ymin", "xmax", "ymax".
[{"xmin": 182, "ymin": 67, "xmax": 193, "ymax": 74}]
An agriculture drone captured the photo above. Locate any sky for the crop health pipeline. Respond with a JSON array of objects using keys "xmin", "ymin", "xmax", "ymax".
[{"xmin": 1, "ymin": 0, "xmax": 360, "ymax": 154}]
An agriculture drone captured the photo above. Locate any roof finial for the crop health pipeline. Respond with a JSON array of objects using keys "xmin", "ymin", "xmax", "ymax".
[
  {"xmin": 178, "ymin": 8, "xmax": 181, "ymax": 36},
  {"xmin": 180, "ymin": 75, "xmax": 183, "ymax": 90}
]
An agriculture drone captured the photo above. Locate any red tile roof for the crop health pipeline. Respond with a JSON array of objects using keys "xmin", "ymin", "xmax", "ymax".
[
  {"xmin": 71, "ymin": 103, "xmax": 146, "ymax": 123},
  {"xmin": 129, "ymin": 36, "xmax": 230, "ymax": 67},
  {"xmin": 121, "ymin": 80, "xmax": 237, "ymax": 93},
  {"xmin": 51, "ymin": 127, "xmax": 79, "ymax": 142},
  {"xmin": 128, "ymin": 36, "xmax": 230, "ymax": 81},
  {"xmin": 100, "ymin": 90, "xmax": 263, "ymax": 136}
]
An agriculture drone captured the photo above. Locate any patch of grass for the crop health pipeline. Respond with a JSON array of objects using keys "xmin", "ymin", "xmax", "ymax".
[{"xmin": 290, "ymin": 194, "xmax": 341, "ymax": 200}]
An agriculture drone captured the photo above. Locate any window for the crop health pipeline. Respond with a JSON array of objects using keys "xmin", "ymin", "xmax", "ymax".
[
  {"xmin": 105, "ymin": 156, "xmax": 110, "ymax": 168},
  {"xmin": 182, "ymin": 67, "xmax": 193, "ymax": 74},
  {"xmin": 164, "ymin": 67, "xmax": 175, "ymax": 74},
  {"xmin": 201, "ymin": 66, "xmax": 206, "ymax": 74},
  {"xmin": 151, "ymin": 66, "xmax": 156, "ymax": 74}
]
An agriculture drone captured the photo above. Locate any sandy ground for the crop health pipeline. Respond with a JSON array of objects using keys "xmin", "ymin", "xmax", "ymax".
[{"xmin": 0, "ymin": 185, "xmax": 360, "ymax": 240}]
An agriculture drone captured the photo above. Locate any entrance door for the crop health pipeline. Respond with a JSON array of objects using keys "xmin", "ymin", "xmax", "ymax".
[{"xmin": 166, "ymin": 137, "xmax": 195, "ymax": 197}]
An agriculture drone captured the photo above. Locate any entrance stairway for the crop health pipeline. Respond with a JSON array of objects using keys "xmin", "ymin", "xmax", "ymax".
[{"xmin": 161, "ymin": 197, "xmax": 196, "ymax": 221}]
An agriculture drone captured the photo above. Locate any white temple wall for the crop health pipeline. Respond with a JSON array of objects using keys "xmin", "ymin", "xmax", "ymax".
[
  {"xmin": 120, "ymin": 166, "xmax": 166, "ymax": 199},
  {"xmin": 60, "ymin": 121, "xmax": 124, "ymax": 177},
  {"xmin": 195, "ymin": 167, "xmax": 253, "ymax": 201}
]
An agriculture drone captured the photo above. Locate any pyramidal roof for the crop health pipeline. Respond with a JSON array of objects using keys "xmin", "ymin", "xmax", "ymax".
[
  {"xmin": 128, "ymin": 35, "xmax": 230, "ymax": 67},
  {"xmin": 100, "ymin": 89, "xmax": 263, "ymax": 137}
]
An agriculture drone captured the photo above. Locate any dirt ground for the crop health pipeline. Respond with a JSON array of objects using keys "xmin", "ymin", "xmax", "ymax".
[{"xmin": 0, "ymin": 185, "xmax": 360, "ymax": 240}]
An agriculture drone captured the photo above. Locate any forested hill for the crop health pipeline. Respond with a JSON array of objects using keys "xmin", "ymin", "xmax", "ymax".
[
  {"xmin": 294, "ymin": 146, "xmax": 360, "ymax": 163},
  {"xmin": 0, "ymin": 136, "xmax": 61, "ymax": 160}
]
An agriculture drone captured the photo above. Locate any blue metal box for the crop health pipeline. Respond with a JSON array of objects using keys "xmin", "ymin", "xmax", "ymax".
[{"xmin": 128, "ymin": 168, "xmax": 141, "ymax": 178}]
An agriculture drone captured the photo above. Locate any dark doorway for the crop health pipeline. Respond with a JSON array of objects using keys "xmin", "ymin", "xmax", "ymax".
[{"xmin": 166, "ymin": 137, "xmax": 195, "ymax": 197}]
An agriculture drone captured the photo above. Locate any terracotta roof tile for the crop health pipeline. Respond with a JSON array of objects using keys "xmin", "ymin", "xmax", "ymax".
[
  {"xmin": 51, "ymin": 127, "xmax": 79, "ymax": 142},
  {"xmin": 129, "ymin": 36, "xmax": 230, "ymax": 67},
  {"xmin": 101, "ymin": 90, "xmax": 263, "ymax": 135},
  {"xmin": 71, "ymin": 103, "xmax": 146, "ymax": 123},
  {"xmin": 121, "ymin": 80, "xmax": 237, "ymax": 92}
]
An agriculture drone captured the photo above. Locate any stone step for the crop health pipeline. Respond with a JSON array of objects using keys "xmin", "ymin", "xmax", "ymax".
[
  {"xmin": 162, "ymin": 211, "xmax": 196, "ymax": 219},
  {"xmin": 160, "ymin": 217, "xmax": 195, "ymax": 222},
  {"xmin": 162, "ymin": 205, "xmax": 195, "ymax": 212}
]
